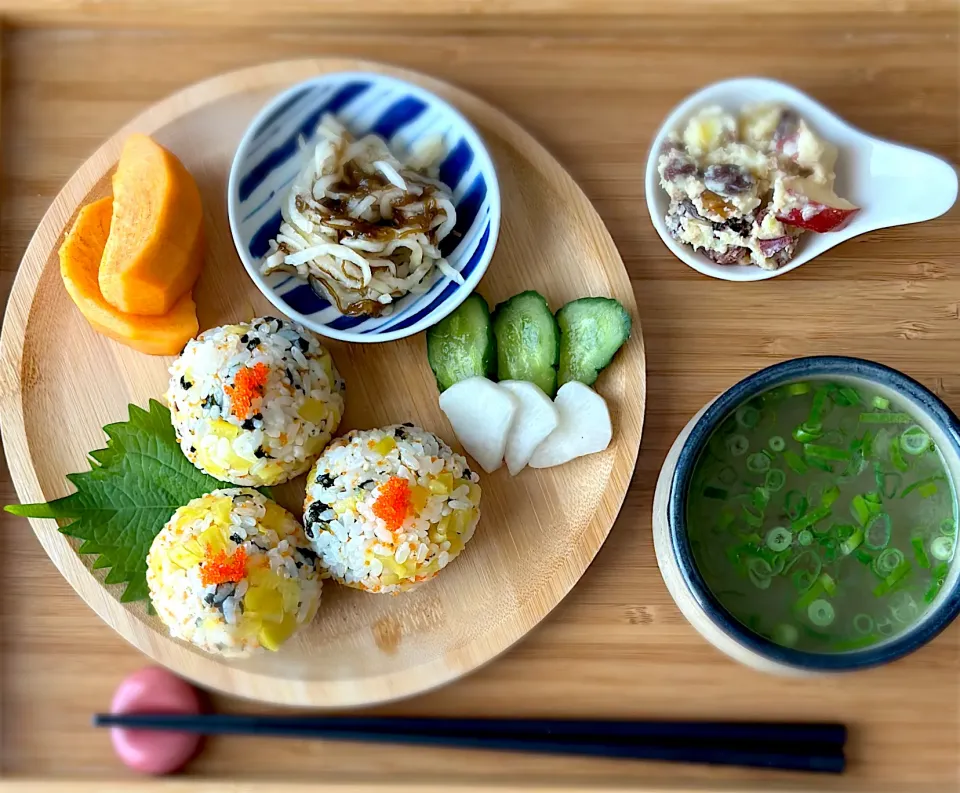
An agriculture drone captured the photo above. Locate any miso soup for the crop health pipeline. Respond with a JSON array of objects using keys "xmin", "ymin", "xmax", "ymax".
[{"xmin": 686, "ymin": 379, "xmax": 957, "ymax": 652}]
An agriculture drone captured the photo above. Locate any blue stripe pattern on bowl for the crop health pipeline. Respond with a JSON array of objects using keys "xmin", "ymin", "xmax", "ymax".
[{"xmin": 228, "ymin": 71, "xmax": 501, "ymax": 342}]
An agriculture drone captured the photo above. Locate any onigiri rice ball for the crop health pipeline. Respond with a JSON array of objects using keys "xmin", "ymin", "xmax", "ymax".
[
  {"xmin": 303, "ymin": 424, "xmax": 482, "ymax": 593},
  {"xmin": 166, "ymin": 316, "xmax": 344, "ymax": 487},
  {"xmin": 146, "ymin": 488, "xmax": 321, "ymax": 657}
]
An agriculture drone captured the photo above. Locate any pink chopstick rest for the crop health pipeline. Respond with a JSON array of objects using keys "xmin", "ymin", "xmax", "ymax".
[{"xmin": 110, "ymin": 666, "xmax": 202, "ymax": 775}]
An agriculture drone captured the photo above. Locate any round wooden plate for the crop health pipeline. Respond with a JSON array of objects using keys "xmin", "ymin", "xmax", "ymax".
[{"xmin": 0, "ymin": 59, "xmax": 646, "ymax": 707}]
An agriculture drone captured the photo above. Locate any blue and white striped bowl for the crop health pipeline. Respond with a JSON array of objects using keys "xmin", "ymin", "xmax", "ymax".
[{"xmin": 227, "ymin": 71, "xmax": 501, "ymax": 343}]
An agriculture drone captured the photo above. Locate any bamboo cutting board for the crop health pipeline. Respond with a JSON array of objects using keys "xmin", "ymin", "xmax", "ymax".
[{"xmin": 0, "ymin": 5, "xmax": 958, "ymax": 791}]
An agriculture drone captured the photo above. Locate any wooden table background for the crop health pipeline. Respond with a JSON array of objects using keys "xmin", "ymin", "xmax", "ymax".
[{"xmin": 0, "ymin": 2, "xmax": 958, "ymax": 790}]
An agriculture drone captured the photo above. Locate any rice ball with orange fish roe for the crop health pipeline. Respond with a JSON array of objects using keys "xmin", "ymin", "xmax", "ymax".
[
  {"xmin": 146, "ymin": 488, "xmax": 322, "ymax": 657},
  {"xmin": 303, "ymin": 424, "xmax": 482, "ymax": 593},
  {"xmin": 166, "ymin": 316, "xmax": 344, "ymax": 487}
]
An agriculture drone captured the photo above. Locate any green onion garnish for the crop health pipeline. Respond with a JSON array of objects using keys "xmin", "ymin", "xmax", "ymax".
[
  {"xmin": 746, "ymin": 557, "xmax": 773, "ymax": 589},
  {"xmin": 784, "ymin": 490, "xmax": 807, "ymax": 521},
  {"xmin": 809, "ymin": 387, "xmax": 831, "ymax": 424},
  {"xmin": 890, "ymin": 436, "xmax": 908, "ymax": 472},
  {"xmin": 787, "ymin": 382, "xmax": 811, "ymax": 396},
  {"xmin": 834, "ymin": 386, "xmax": 862, "ymax": 407},
  {"xmin": 703, "ymin": 486, "xmax": 728, "ymax": 499},
  {"xmin": 819, "ymin": 572, "xmax": 837, "ymax": 596},
  {"xmin": 783, "ymin": 450, "xmax": 808, "ymax": 475},
  {"xmin": 727, "ymin": 434, "xmax": 749, "ymax": 456},
  {"xmin": 900, "ymin": 475, "xmax": 946, "ymax": 499},
  {"xmin": 807, "ymin": 599, "xmax": 835, "ymax": 627},
  {"xmin": 772, "ymin": 623, "xmax": 799, "ymax": 647},
  {"xmin": 821, "ymin": 485, "xmax": 841, "ymax": 508},
  {"xmin": 873, "ymin": 548, "xmax": 904, "ymax": 577},
  {"xmin": 853, "ymin": 613, "xmax": 875, "ymax": 635},
  {"xmin": 850, "ymin": 494, "xmax": 872, "ymax": 527},
  {"xmin": 856, "ymin": 550, "xmax": 873, "ymax": 565},
  {"xmin": 889, "ymin": 591, "xmax": 920, "ymax": 624},
  {"xmin": 873, "ymin": 559, "xmax": 912, "ymax": 597},
  {"xmin": 912, "ymin": 535, "xmax": 930, "ymax": 569},
  {"xmin": 871, "ymin": 396, "xmax": 890, "ymax": 410},
  {"xmin": 900, "ymin": 425, "xmax": 930, "ymax": 455},
  {"xmin": 746, "ymin": 453, "xmax": 770, "ymax": 473},
  {"xmin": 798, "ymin": 529, "xmax": 813, "ymax": 546},
  {"xmin": 736, "ymin": 405, "xmax": 761, "ymax": 429},
  {"xmin": 750, "ymin": 487, "xmax": 770, "ymax": 510},
  {"xmin": 764, "ymin": 468, "xmax": 786, "ymax": 492},
  {"xmin": 791, "ymin": 506, "xmax": 831, "ymax": 533},
  {"xmin": 918, "ymin": 483, "xmax": 939, "ymax": 498},
  {"xmin": 765, "ymin": 526, "xmax": 793, "ymax": 552},
  {"xmin": 876, "ymin": 617, "xmax": 895, "ymax": 636},
  {"xmin": 939, "ymin": 518, "xmax": 956, "ymax": 537},
  {"xmin": 931, "ymin": 536, "xmax": 955, "ymax": 561},
  {"xmin": 840, "ymin": 527, "xmax": 865, "ymax": 556},
  {"xmin": 793, "ymin": 423, "xmax": 823, "ymax": 443},
  {"xmin": 864, "ymin": 513, "xmax": 892, "ymax": 550},
  {"xmin": 768, "ymin": 435, "xmax": 786, "ymax": 452},
  {"xmin": 803, "ymin": 443, "xmax": 851, "ymax": 461}
]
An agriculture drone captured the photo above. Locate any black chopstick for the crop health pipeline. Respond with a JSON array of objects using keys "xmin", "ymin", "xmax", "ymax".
[{"xmin": 94, "ymin": 714, "xmax": 845, "ymax": 774}]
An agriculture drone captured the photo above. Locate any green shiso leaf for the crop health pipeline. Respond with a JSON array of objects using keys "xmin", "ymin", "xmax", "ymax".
[{"xmin": 5, "ymin": 400, "xmax": 246, "ymax": 603}]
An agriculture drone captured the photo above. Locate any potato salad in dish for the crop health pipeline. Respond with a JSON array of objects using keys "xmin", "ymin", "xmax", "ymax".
[{"xmin": 657, "ymin": 103, "xmax": 860, "ymax": 270}]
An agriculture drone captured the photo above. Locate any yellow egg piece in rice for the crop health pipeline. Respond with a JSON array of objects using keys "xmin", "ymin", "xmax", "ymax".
[
  {"xmin": 165, "ymin": 316, "xmax": 345, "ymax": 487},
  {"xmin": 302, "ymin": 424, "xmax": 482, "ymax": 594},
  {"xmin": 146, "ymin": 488, "xmax": 322, "ymax": 657}
]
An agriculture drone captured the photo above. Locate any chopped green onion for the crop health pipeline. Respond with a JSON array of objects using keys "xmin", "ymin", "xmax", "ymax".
[
  {"xmin": 900, "ymin": 475, "xmax": 947, "ymax": 499},
  {"xmin": 747, "ymin": 557, "xmax": 773, "ymax": 589},
  {"xmin": 859, "ymin": 412, "xmax": 912, "ymax": 424},
  {"xmin": 873, "ymin": 463, "xmax": 900, "ymax": 498},
  {"xmin": 840, "ymin": 527, "xmax": 865, "ymax": 556},
  {"xmin": 873, "ymin": 548, "xmax": 905, "ymax": 577},
  {"xmin": 821, "ymin": 485, "xmax": 841, "ymax": 508},
  {"xmin": 795, "ymin": 578, "xmax": 826, "ymax": 610},
  {"xmin": 809, "ymin": 387, "xmax": 832, "ymax": 424},
  {"xmin": 851, "ymin": 495, "xmax": 872, "ymax": 527},
  {"xmin": 821, "ymin": 537, "xmax": 839, "ymax": 563},
  {"xmin": 768, "ymin": 435, "xmax": 786, "ymax": 452},
  {"xmin": 856, "ymin": 550, "xmax": 873, "ymax": 565},
  {"xmin": 940, "ymin": 519, "xmax": 956, "ymax": 537},
  {"xmin": 717, "ymin": 466, "xmax": 737, "ymax": 485},
  {"xmin": 806, "ymin": 481, "xmax": 823, "ymax": 507},
  {"xmin": 911, "ymin": 536, "xmax": 931, "ymax": 569},
  {"xmin": 931, "ymin": 536, "xmax": 955, "ymax": 561},
  {"xmin": 765, "ymin": 526, "xmax": 793, "ymax": 552},
  {"xmin": 871, "ymin": 396, "xmax": 890, "ymax": 410},
  {"xmin": 742, "ymin": 503, "xmax": 764, "ymax": 529},
  {"xmin": 746, "ymin": 453, "xmax": 770, "ymax": 473},
  {"xmin": 793, "ymin": 423, "xmax": 823, "ymax": 443},
  {"xmin": 783, "ymin": 450, "xmax": 808, "ymax": 475},
  {"xmin": 727, "ymin": 435, "xmax": 749, "ymax": 456},
  {"xmin": 772, "ymin": 623, "xmax": 799, "ymax": 647},
  {"xmin": 803, "ymin": 443, "xmax": 851, "ymax": 461},
  {"xmin": 764, "ymin": 468, "xmax": 786, "ymax": 492},
  {"xmin": 791, "ymin": 506, "xmax": 831, "ymax": 533},
  {"xmin": 833, "ymin": 634, "xmax": 882, "ymax": 651},
  {"xmin": 736, "ymin": 405, "xmax": 761, "ymax": 429},
  {"xmin": 918, "ymin": 483, "xmax": 939, "ymax": 498},
  {"xmin": 864, "ymin": 513, "xmax": 892, "ymax": 550},
  {"xmin": 807, "ymin": 599, "xmax": 835, "ymax": 627},
  {"xmin": 890, "ymin": 437, "xmax": 908, "ymax": 472},
  {"xmin": 876, "ymin": 617, "xmax": 895, "ymax": 636},
  {"xmin": 784, "ymin": 490, "xmax": 808, "ymax": 521},
  {"xmin": 900, "ymin": 425, "xmax": 930, "ymax": 455},
  {"xmin": 787, "ymin": 382, "xmax": 811, "ymax": 396},
  {"xmin": 798, "ymin": 529, "xmax": 813, "ymax": 546},
  {"xmin": 832, "ymin": 523, "xmax": 856, "ymax": 540},
  {"xmin": 750, "ymin": 487, "xmax": 770, "ymax": 510},
  {"xmin": 889, "ymin": 591, "xmax": 920, "ymax": 624},
  {"xmin": 873, "ymin": 560, "xmax": 912, "ymax": 597},
  {"xmin": 807, "ymin": 458, "xmax": 834, "ymax": 473},
  {"xmin": 819, "ymin": 572, "xmax": 837, "ymax": 596},
  {"xmin": 703, "ymin": 486, "xmax": 728, "ymax": 499},
  {"xmin": 834, "ymin": 386, "xmax": 862, "ymax": 407},
  {"xmin": 853, "ymin": 613, "xmax": 875, "ymax": 635}
]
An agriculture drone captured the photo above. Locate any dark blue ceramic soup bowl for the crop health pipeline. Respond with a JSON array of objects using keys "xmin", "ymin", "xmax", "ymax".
[{"xmin": 668, "ymin": 356, "xmax": 960, "ymax": 672}]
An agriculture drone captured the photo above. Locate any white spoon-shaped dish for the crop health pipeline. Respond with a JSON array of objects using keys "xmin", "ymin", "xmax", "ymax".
[{"xmin": 645, "ymin": 77, "xmax": 959, "ymax": 281}]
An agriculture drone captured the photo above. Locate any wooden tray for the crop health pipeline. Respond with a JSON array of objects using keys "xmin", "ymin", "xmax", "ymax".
[
  {"xmin": 0, "ymin": 58, "xmax": 645, "ymax": 707},
  {"xmin": 0, "ymin": 4, "xmax": 958, "ymax": 790}
]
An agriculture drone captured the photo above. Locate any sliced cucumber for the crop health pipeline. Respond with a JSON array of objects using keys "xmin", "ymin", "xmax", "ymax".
[
  {"xmin": 426, "ymin": 293, "xmax": 496, "ymax": 392},
  {"xmin": 492, "ymin": 291, "xmax": 559, "ymax": 397},
  {"xmin": 556, "ymin": 297, "xmax": 631, "ymax": 386}
]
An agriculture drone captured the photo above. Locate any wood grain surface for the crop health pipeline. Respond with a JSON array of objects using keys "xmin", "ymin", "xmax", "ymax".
[
  {"xmin": 0, "ymin": 57, "xmax": 645, "ymax": 708},
  {"xmin": 1, "ymin": 10, "xmax": 958, "ymax": 791}
]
